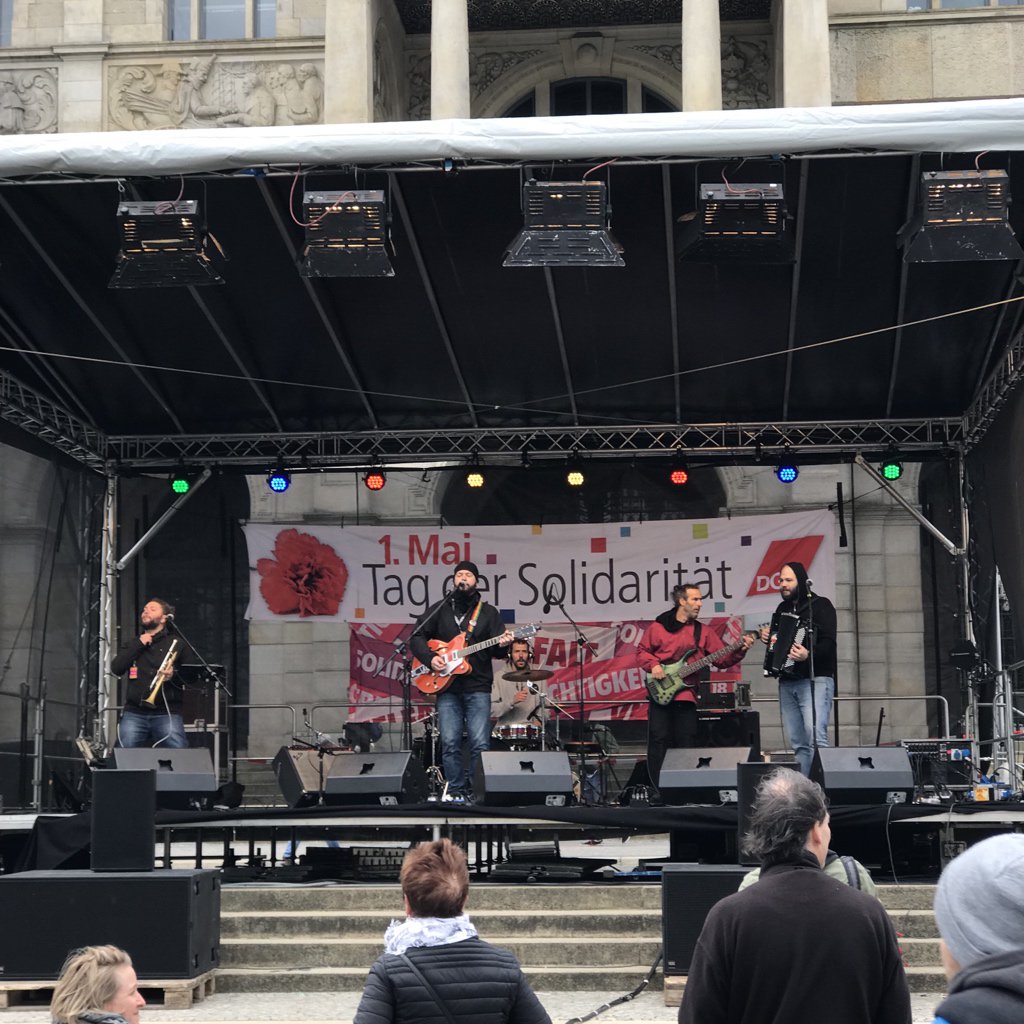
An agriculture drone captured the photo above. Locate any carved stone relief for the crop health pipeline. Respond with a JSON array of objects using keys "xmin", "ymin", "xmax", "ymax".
[
  {"xmin": 407, "ymin": 54, "xmax": 430, "ymax": 120},
  {"xmin": 470, "ymin": 50, "xmax": 543, "ymax": 100},
  {"xmin": 373, "ymin": 18, "xmax": 402, "ymax": 122},
  {"xmin": 107, "ymin": 55, "xmax": 324, "ymax": 131},
  {"xmin": 0, "ymin": 69, "xmax": 58, "ymax": 134}
]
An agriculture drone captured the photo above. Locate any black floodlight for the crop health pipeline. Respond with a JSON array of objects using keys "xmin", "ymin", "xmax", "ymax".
[
  {"xmin": 503, "ymin": 180, "xmax": 624, "ymax": 267},
  {"xmin": 300, "ymin": 190, "xmax": 394, "ymax": 277},
  {"xmin": 902, "ymin": 170, "xmax": 1023, "ymax": 263},
  {"xmin": 109, "ymin": 200, "xmax": 224, "ymax": 288},
  {"xmin": 677, "ymin": 183, "xmax": 793, "ymax": 263}
]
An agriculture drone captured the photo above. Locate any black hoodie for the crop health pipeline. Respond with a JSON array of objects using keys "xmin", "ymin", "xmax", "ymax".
[{"xmin": 767, "ymin": 561, "xmax": 837, "ymax": 679}]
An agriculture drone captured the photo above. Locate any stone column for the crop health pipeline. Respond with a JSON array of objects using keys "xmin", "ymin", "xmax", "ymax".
[
  {"xmin": 430, "ymin": 0, "xmax": 470, "ymax": 119},
  {"xmin": 773, "ymin": 0, "xmax": 832, "ymax": 108},
  {"xmin": 324, "ymin": 0, "xmax": 375, "ymax": 124},
  {"xmin": 55, "ymin": 45, "xmax": 108, "ymax": 132},
  {"xmin": 681, "ymin": 0, "xmax": 722, "ymax": 112}
]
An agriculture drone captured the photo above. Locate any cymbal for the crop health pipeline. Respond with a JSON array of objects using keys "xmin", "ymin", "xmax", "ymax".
[{"xmin": 503, "ymin": 668, "xmax": 554, "ymax": 682}]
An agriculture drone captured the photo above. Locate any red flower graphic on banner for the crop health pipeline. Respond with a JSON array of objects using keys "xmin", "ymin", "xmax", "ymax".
[{"xmin": 257, "ymin": 528, "xmax": 347, "ymax": 616}]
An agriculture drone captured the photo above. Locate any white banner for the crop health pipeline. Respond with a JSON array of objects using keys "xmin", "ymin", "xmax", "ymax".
[{"xmin": 244, "ymin": 509, "xmax": 834, "ymax": 625}]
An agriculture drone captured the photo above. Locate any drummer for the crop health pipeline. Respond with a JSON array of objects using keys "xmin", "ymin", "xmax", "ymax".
[{"xmin": 491, "ymin": 639, "xmax": 547, "ymax": 727}]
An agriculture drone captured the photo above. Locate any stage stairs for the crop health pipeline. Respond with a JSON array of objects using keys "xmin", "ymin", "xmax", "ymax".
[{"xmin": 217, "ymin": 882, "xmax": 946, "ymax": 994}]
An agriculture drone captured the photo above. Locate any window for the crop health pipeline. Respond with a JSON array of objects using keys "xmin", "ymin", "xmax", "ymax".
[
  {"xmin": 168, "ymin": 0, "xmax": 276, "ymax": 41},
  {"xmin": 0, "ymin": 0, "xmax": 11, "ymax": 47},
  {"xmin": 550, "ymin": 78, "xmax": 627, "ymax": 116}
]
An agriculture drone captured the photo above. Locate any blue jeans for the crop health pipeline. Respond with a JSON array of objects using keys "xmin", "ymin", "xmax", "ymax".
[
  {"xmin": 117, "ymin": 708, "xmax": 188, "ymax": 749},
  {"xmin": 436, "ymin": 690, "xmax": 491, "ymax": 795},
  {"xmin": 779, "ymin": 676, "xmax": 834, "ymax": 775}
]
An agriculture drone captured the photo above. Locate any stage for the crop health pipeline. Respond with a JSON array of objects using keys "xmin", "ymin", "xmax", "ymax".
[{"xmin": 6, "ymin": 799, "xmax": 1023, "ymax": 881}]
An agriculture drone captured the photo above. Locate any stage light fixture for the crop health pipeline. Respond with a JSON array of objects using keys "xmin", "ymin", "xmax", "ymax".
[
  {"xmin": 503, "ymin": 179, "xmax": 624, "ymax": 268},
  {"xmin": 775, "ymin": 462, "xmax": 799, "ymax": 484},
  {"xmin": 880, "ymin": 457, "xmax": 904, "ymax": 481},
  {"xmin": 465, "ymin": 466, "xmax": 485, "ymax": 489},
  {"xmin": 300, "ymin": 190, "xmax": 394, "ymax": 277},
  {"xmin": 566, "ymin": 453, "xmax": 586, "ymax": 487},
  {"xmin": 901, "ymin": 170, "xmax": 1023, "ymax": 262},
  {"xmin": 364, "ymin": 468, "xmax": 387, "ymax": 491},
  {"xmin": 267, "ymin": 467, "xmax": 291, "ymax": 493},
  {"xmin": 109, "ymin": 200, "xmax": 224, "ymax": 288},
  {"xmin": 668, "ymin": 451, "xmax": 689, "ymax": 486},
  {"xmin": 169, "ymin": 468, "xmax": 191, "ymax": 495},
  {"xmin": 677, "ymin": 183, "xmax": 793, "ymax": 263}
]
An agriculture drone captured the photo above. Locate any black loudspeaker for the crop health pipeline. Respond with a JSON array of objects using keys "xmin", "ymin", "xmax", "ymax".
[
  {"xmin": 112, "ymin": 748, "xmax": 217, "ymax": 808},
  {"xmin": 91, "ymin": 769, "xmax": 156, "ymax": 872},
  {"xmin": 811, "ymin": 747, "xmax": 914, "ymax": 805},
  {"xmin": 696, "ymin": 710, "xmax": 761, "ymax": 751},
  {"xmin": 736, "ymin": 760, "xmax": 799, "ymax": 865},
  {"xmin": 659, "ymin": 746, "xmax": 756, "ymax": 805},
  {"xmin": 273, "ymin": 747, "xmax": 428, "ymax": 807},
  {"xmin": 0, "ymin": 869, "xmax": 220, "ymax": 979},
  {"xmin": 662, "ymin": 863, "xmax": 749, "ymax": 974},
  {"xmin": 474, "ymin": 751, "xmax": 574, "ymax": 807}
]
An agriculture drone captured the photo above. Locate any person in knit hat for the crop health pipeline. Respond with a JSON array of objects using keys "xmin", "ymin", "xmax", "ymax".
[
  {"xmin": 929, "ymin": 833, "xmax": 1024, "ymax": 1024},
  {"xmin": 758, "ymin": 561, "xmax": 837, "ymax": 774},
  {"xmin": 409, "ymin": 561, "xmax": 512, "ymax": 803}
]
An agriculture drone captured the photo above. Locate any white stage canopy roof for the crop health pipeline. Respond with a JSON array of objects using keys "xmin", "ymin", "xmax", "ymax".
[{"xmin": 5, "ymin": 97, "xmax": 1024, "ymax": 178}]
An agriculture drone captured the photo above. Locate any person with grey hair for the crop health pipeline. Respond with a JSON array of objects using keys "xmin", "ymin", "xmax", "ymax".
[
  {"xmin": 929, "ymin": 833, "xmax": 1024, "ymax": 1023},
  {"xmin": 678, "ymin": 768, "xmax": 910, "ymax": 1024}
]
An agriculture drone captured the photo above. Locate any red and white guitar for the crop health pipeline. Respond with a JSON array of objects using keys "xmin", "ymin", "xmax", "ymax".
[{"xmin": 412, "ymin": 623, "xmax": 539, "ymax": 695}]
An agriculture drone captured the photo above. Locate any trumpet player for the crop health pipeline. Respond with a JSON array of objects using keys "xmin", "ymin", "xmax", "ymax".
[{"xmin": 111, "ymin": 598, "xmax": 187, "ymax": 748}]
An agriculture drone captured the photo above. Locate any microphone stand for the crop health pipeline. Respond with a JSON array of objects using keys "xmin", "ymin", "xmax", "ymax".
[
  {"xmin": 166, "ymin": 617, "xmax": 232, "ymax": 784},
  {"xmin": 804, "ymin": 583, "xmax": 818, "ymax": 774},
  {"xmin": 545, "ymin": 590, "xmax": 595, "ymax": 804}
]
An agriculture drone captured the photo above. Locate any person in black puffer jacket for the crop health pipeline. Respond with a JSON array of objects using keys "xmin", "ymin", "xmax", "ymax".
[
  {"xmin": 50, "ymin": 945, "xmax": 146, "ymax": 1024},
  {"xmin": 353, "ymin": 839, "xmax": 551, "ymax": 1024}
]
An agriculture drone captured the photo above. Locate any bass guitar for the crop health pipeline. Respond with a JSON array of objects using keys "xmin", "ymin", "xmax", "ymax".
[
  {"xmin": 645, "ymin": 630, "xmax": 760, "ymax": 706},
  {"xmin": 412, "ymin": 623, "xmax": 539, "ymax": 695}
]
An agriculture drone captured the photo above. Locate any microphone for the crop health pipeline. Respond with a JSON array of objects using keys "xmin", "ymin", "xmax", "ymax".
[
  {"xmin": 165, "ymin": 613, "xmax": 175, "ymax": 620},
  {"xmin": 805, "ymin": 578, "xmax": 815, "ymax": 594},
  {"xmin": 542, "ymin": 588, "xmax": 556, "ymax": 614}
]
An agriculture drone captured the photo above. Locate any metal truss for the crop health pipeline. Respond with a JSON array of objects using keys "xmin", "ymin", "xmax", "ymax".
[
  {"xmin": 0, "ymin": 368, "xmax": 106, "ymax": 469},
  {"xmin": 964, "ymin": 327, "xmax": 1024, "ymax": 448},
  {"xmin": 108, "ymin": 418, "xmax": 965, "ymax": 468}
]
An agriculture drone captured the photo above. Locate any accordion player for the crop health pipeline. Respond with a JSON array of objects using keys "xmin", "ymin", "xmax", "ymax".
[{"xmin": 763, "ymin": 611, "xmax": 807, "ymax": 678}]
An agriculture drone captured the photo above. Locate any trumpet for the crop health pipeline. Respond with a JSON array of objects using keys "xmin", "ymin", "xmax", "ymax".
[{"xmin": 143, "ymin": 638, "xmax": 180, "ymax": 707}]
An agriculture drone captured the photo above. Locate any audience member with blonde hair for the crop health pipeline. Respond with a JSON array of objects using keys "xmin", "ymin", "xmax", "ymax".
[
  {"xmin": 353, "ymin": 839, "xmax": 550, "ymax": 1024},
  {"xmin": 50, "ymin": 946, "xmax": 145, "ymax": 1024}
]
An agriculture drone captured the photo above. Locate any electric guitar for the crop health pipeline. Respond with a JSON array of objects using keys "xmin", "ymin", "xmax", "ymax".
[
  {"xmin": 412, "ymin": 623, "xmax": 540, "ymax": 695},
  {"xmin": 644, "ymin": 630, "xmax": 760, "ymax": 706}
]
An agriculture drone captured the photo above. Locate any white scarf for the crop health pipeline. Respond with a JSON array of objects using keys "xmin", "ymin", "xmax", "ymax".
[{"xmin": 383, "ymin": 914, "xmax": 479, "ymax": 956}]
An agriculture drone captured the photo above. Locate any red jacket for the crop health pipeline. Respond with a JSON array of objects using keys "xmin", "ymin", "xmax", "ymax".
[{"xmin": 637, "ymin": 609, "xmax": 745, "ymax": 703}]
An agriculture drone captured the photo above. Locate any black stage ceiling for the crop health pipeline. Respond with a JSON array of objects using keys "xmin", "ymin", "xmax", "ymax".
[{"xmin": 0, "ymin": 149, "xmax": 1020, "ymax": 468}]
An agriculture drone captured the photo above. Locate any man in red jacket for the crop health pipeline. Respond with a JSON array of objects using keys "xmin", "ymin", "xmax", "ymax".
[{"xmin": 637, "ymin": 584, "xmax": 753, "ymax": 789}]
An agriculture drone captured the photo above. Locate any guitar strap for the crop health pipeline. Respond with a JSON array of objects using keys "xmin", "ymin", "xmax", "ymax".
[
  {"xmin": 692, "ymin": 620, "xmax": 703, "ymax": 654},
  {"xmin": 462, "ymin": 599, "xmax": 482, "ymax": 639}
]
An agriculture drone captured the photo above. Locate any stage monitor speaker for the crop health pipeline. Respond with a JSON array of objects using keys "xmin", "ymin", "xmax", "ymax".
[
  {"xmin": 474, "ymin": 751, "xmax": 574, "ymax": 807},
  {"xmin": 810, "ymin": 746, "xmax": 914, "ymax": 805},
  {"xmin": 736, "ymin": 760, "xmax": 799, "ymax": 865},
  {"xmin": 324, "ymin": 751, "xmax": 428, "ymax": 806},
  {"xmin": 662, "ymin": 863, "xmax": 749, "ymax": 974},
  {"xmin": 659, "ymin": 746, "xmax": 757, "ymax": 806},
  {"xmin": 274, "ymin": 745, "xmax": 339, "ymax": 808},
  {"xmin": 0, "ymin": 869, "xmax": 220, "ymax": 979},
  {"xmin": 112, "ymin": 747, "xmax": 217, "ymax": 808},
  {"xmin": 91, "ymin": 769, "xmax": 156, "ymax": 872}
]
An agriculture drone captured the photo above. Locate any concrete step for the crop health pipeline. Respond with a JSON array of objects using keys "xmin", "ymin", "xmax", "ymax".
[
  {"xmin": 221, "ymin": 908, "xmax": 662, "ymax": 937},
  {"xmin": 222, "ymin": 883, "xmax": 663, "ymax": 912},
  {"xmin": 216, "ymin": 965, "xmax": 664, "ymax": 994},
  {"xmin": 876, "ymin": 885, "xmax": 937, "ymax": 912},
  {"xmin": 899, "ymin": 938, "xmax": 942, "ymax": 968},
  {"xmin": 888, "ymin": 909, "xmax": 940, "ymax": 939},
  {"xmin": 221, "ymin": 936, "xmax": 661, "ymax": 968},
  {"xmin": 905, "ymin": 966, "xmax": 950, "ymax": 993}
]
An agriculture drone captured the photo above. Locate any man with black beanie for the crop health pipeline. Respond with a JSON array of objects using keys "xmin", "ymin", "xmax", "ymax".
[
  {"xmin": 759, "ymin": 561, "xmax": 837, "ymax": 774},
  {"xmin": 410, "ymin": 562, "xmax": 513, "ymax": 803}
]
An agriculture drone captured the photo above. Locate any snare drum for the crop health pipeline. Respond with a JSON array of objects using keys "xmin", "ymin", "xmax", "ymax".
[{"xmin": 492, "ymin": 722, "xmax": 541, "ymax": 748}]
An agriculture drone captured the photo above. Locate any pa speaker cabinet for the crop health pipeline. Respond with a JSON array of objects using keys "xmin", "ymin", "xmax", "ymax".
[
  {"xmin": 474, "ymin": 751, "xmax": 573, "ymax": 807},
  {"xmin": 659, "ymin": 746, "xmax": 756, "ymax": 805},
  {"xmin": 696, "ymin": 710, "xmax": 761, "ymax": 751},
  {"xmin": 91, "ymin": 769, "xmax": 156, "ymax": 872},
  {"xmin": 811, "ymin": 747, "xmax": 914, "ymax": 805},
  {"xmin": 662, "ymin": 863, "xmax": 749, "ymax": 974},
  {"xmin": 323, "ymin": 751, "xmax": 428, "ymax": 806},
  {"xmin": 113, "ymin": 748, "xmax": 216, "ymax": 808},
  {"xmin": 0, "ymin": 869, "xmax": 220, "ymax": 979}
]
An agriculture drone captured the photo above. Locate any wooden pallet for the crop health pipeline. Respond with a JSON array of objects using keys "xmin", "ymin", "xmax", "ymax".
[
  {"xmin": 663, "ymin": 975, "xmax": 687, "ymax": 1007},
  {"xmin": 0, "ymin": 970, "xmax": 216, "ymax": 1011}
]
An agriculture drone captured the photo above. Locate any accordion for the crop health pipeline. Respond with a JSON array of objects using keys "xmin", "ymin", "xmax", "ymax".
[{"xmin": 763, "ymin": 611, "xmax": 806, "ymax": 678}]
